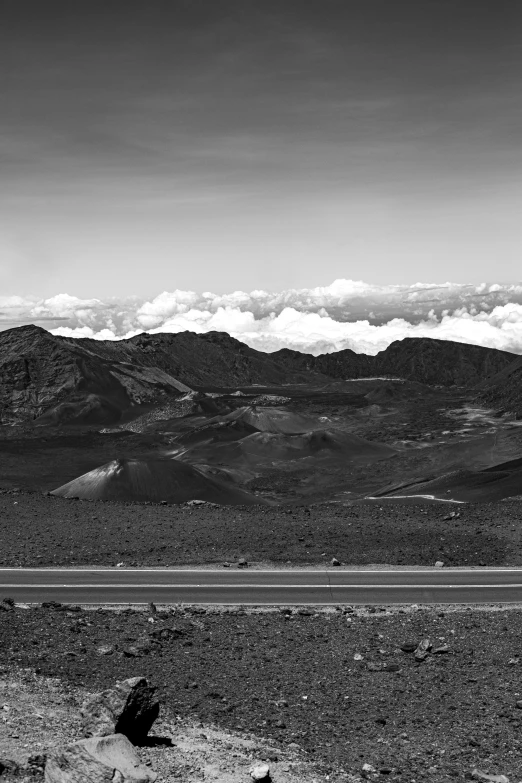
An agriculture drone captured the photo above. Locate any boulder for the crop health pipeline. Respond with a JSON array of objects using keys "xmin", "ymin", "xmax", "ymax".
[
  {"xmin": 80, "ymin": 677, "xmax": 159, "ymax": 743},
  {"xmin": 249, "ymin": 762, "xmax": 270, "ymax": 781},
  {"xmin": 0, "ymin": 757, "xmax": 20, "ymax": 776},
  {"xmin": 44, "ymin": 733, "xmax": 156, "ymax": 783}
]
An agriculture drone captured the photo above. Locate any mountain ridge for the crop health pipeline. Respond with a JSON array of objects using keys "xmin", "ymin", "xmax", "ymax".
[{"xmin": 0, "ymin": 325, "xmax": 518, "ymax": 424}]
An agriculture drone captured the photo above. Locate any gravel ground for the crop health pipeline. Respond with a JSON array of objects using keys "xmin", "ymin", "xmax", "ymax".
[
  {"xmin": 0, "ymin": 490, "xmax": 521, "ymax": 567},
  {"xmin": 0, "ymin": 668, "xmax": 328, "ymax": 783},
  {"xmin": 2, "ymin": 602, "xmax": 522, "ymax": 781}
]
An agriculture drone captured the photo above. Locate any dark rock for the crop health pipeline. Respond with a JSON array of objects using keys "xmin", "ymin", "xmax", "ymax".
[
  {"xmin": 0, "ymin": 758, "xmax": 20, "ymax": 776},
  {"xmin": 80, "ymin": 677, "xmax": 160, "ymax": 743},
  {"xmin": 400, "ymin": 642, "xmax": 417, "ymax": 653}
]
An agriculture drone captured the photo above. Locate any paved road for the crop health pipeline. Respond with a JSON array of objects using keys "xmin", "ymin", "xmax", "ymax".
[{"xmin": 2, "ymin": 568, "xmax": 522, "ymax": 604}]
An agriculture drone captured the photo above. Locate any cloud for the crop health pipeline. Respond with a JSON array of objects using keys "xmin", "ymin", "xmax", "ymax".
[{"xmin": 1, "ymin": 279, "xmax": 522, "ymax": 356}]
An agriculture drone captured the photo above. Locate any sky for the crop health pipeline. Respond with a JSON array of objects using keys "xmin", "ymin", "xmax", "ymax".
[{"xmin": 0, "ymin": 1, "xmax": 520, "ymax": 354}]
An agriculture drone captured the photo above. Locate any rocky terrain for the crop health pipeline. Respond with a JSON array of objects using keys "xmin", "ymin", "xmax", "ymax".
[
  {"xmin": 2, "ymin": 601, "xmax": 522, "ymax": 781},
  {"xmin": 0, "ymin": 490, "xmax": 520, "ymax": 568},
  {"xmin": 478, "ymin": 354, "xmax": 522, "ymax": 417}
]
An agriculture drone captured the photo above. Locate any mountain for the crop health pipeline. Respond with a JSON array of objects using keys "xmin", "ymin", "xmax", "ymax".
[
  {"xmin": 0, "ymin": 326, "xmax": 517, "ymax": 425},
  {"xmin": 51, "ymin": 457, "xmax": 270, "ymax": 505},
  {"xmin": 0, "ymin": 326, "xmax": 311, "ymax": 425},
  {"xmin": 0, "ymin": 325, "xmax": 191, "ymax": 425},
  {"xmin": 271, "ymin": 338, "xmax": 515, "ymax": 387},
  {"xmin": 477, "ymin": 354, "xmax": 522, "ymax": 417}
]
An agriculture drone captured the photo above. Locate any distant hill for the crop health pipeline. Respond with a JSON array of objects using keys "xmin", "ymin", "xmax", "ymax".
[
  {"xmin": 272, "ymin": 338, "xmax": 515, "ymax": 387},
  {"xmin": 477, "ymin": 354, "xmax": 522, "ymax": 417},
  {"xmin": 0, "ymin": 326, "xmax": 516, "ymax": 424},
  {"xmin": 0, "ymin": 326, "xmax": 311, "ymax": 425}
]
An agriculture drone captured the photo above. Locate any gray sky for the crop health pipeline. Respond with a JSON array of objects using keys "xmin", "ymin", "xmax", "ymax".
[{"xmin": 1, "ymin": 0, "xmax": 520, "ymax": 298}]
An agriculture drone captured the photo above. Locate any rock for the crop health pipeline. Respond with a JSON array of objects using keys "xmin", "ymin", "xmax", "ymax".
[
  {"xmin": 249, "ymin": 762, "xmax": 270, "ymax": 781},
  {"xmin": 400, "ymin": 642, "xmax": 417, "ymax": 653},
  {"xmin": 96, "ymin": 645, "xmax": 116, "ymax": 656},
  {"xmin": 331, "ymin": 557, "xmax": 340, "ymax": 566},
  {"xmin": 366, "ymin": 662, "xmax": 384, "ymax": 672},
  {"xmin": 80, "ymin": 677, "xmax": 160, "ymax": 743},
  {"xmin": 414, "ymin": 639, "xmax": 432, "ymax": 661},
  {"xmin": 516, "ymin": 699, "xmax": 522, "ymax": 709},
  {"xmin": 237, "ymin": 558, "xmax": 248, "ymax": 568},
  {"xmin": 361, "ymin": 762, "xmax": 376, "ymax": 777},
  {"xmin": 44, "ymin": 733, "xmax": 156, "ymax": 783},
  {"xmin": 471, "ymin": 770, "xmax": 509, "ymax": 783},
  {"xmin": 0, "ymin": 758, "xmax": 20, "ymax": 776},
  {"xmin": 434, "ymin": 560, "xmax": 444, "ymax": 568},
  {"xmin": 354, "ymin": 653, "xmax": 364, "ymax": 661},
  {"xmin": 432, "ymin": 644, "xmax": 449, "ymax": 654}
]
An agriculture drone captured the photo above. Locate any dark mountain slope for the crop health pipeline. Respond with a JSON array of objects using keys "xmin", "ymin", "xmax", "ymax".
[
  {"xmin": 1, "ymin": 326, "xmax": 516, "ymax": 425},
  {"xmin": 477, "ymin": 354, "xmax": 522, "ymax": 417},
  {"xmin": 60, "ymin": 330, "xmax": 314, "ymax": 388},
  {"xmin": 0, "ymin": 327, "xmax": 314, "ymax": 425},
  {"xmin": 272, "ymin": 337, "xmax": 515, "ymax": 387},
  {"xmin": 0, "ymin": 325, "xmax": 191, "ymax": 425}
]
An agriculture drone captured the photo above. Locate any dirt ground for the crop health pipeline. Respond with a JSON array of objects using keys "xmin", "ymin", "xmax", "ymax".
[
  {"xmin": 2, "ymin": 602, "xmax": 522, "ymax": 781},
  {"xmin": 0, "ymin": 490, "xmax": 520, "ymax": 568},
  {"xmin": 0, "ymin": 668, "xmax": 330, "ymax": 783}
]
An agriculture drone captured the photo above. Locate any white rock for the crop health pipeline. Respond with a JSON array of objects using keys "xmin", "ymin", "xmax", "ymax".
[
  {"xmin": 434, "ymin": 561, "xmax": 444, "ymax": 568},
  {"xmin": 472, "ymin": 769, "xmax": 509, "ymax": 783},
  {"xmin": 44, "ymin": 733, "xmax": 156, "ymax": 783},
  {"xmin": 249, "ymin": 762, "xmax": 270, "ymax": 781}
]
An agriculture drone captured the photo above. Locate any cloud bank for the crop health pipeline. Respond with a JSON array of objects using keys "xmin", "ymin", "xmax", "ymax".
[{"xmin": 1, "ymin": 279, "xmax": 522, "ymax": 356}]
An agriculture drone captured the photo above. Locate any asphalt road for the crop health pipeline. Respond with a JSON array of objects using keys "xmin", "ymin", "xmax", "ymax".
[{"xmin": 2, "ymin": 568, "xmax": 522, "ymax": 604}]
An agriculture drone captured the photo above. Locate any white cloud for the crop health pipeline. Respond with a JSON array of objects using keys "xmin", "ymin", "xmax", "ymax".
[{"xmin": 1, "ymin": 279, "xmax": 522, "ymax": 356}]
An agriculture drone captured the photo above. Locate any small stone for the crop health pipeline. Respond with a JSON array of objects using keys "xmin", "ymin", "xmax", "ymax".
[
  {"xmin": 400, "ymin": 642, "xmax": 417, "ymax": 653},
  {"xmin": 414, "ymin": 639, "xmax": 432, "ymax": 661},
  {"xmin": 250, "ymin": 762, "xmax": 270, "ymax": 780},
  {"xmin": 354, "ymin": 653, "xmax": 364, "ymax": 661},
  {"xmin": 516, "ymin": 700, "xmax": 522, "ymax": 709},
  {"xmin": 238, "ymin": 558, "xmax": 248, "ymax": 568},
  {"xmin": 471, "ymin": 769, "xmax": 509, "ymax": 783},
  {"xmin": 432, "ymin": 644, "xmax": 449, "ymax": 655},
  {"xmin": 362, "ymin": 762, "xmax": 376, "ymax": 777},
  {"xmin": 434, "ymin": 561, "xmax": 444, "ymax": 568},
  {"xmin": 96, "ymin": 645, "xmax": 115, "ymax": 656},
  {"xmin": 331, "ymin": 558, "xmax": 340, "ymax": 566},
  {"xmin": 222, "ymin": 562, "xmax": 231, "ymax": 568}
]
